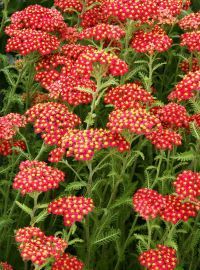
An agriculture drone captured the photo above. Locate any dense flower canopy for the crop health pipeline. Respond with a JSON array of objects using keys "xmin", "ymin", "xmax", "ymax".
[
  {"xmin": 15, "ymin": 227, "xmax": 67, "ymax": 265},
  {"xmin": 13, "ymin": 160, "xmax": 65, "ymax": 194},
  {"xmin": 48, "ymin": 196, "xmax": 94, "ymax": 226},
  {"xmin": 139, "ymin": 245, "xmax": 178, "ymax": 270}
]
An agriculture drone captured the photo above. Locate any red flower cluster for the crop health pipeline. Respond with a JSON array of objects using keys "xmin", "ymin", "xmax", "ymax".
[
  {"xmin": 180, "ymin": 58, "xmax": 200, "ymax": 73},
  {"xmin": 174, "ymin": 170, "xmax": 200, "ymax": 200},
  {"xmin": 48, "ymin": 148, "xmax": 66, "ymax": 163},
  {"xmin": 52, "ymin": 253, "xmax": 84, "ymax": 270},
  {"xmin": 72, "ymin": 49, "xmax": 128, "ymax": 79},
  {"xmin": 54, "ymin": 0, "xmax": 83, "ymax": 13},
  {"xmin": 35, "ymin": 70, "xmax": 61, "ymax": 89},
  {"xmin": 107, "ymin": 108, "xmax": 161, "ymax": 135},
  {"xmin": 101, "ymin": 0, "xmax": 189, "ymax": 23},
  {"xmin": 180, "ymin": 31, "xmax": 200, "ymax": 52},
  {"xmin": 139, "ymin": 245, "xmax": 178, "ymax": 270},
  {"xmin": 104, "ymin": 83, "xmax": 154, "ymax": 110},
  {"xmin": 0, "ymin": 113, "xmax": 26, "ymax": 140},
  {"xmin": 15, "ymin": 227, "xmax": 67, "ymax": 265},
  {"xmin": 157, "ymin": 0, "xmax": 191, "ymax": 16},
  {"xmin": 168, "ymin": 70, "xmax": 200, "ymax": 101},
  {"xmin": 52, "ymin": 129, "xmax": 130, "ymax": 161},
  {"xmin": 160, "ymin": 195, "xmax": 197, "ymax": 224},
  {"xmin": 61, "ymin": 26, "xmax": 79, "ymax": 43},
  {"xmin": 13, "ymin": 160, "xmax": 65, "ymax": 195},
  {"xmin": 101, "ymin": 0, "xmax": 157, "ymax": 22},
  {"xmin": 47, "ymin": 75, "xmax": 96, "ymax": 106},
  {"xmin": 48, "ymin": 196, "xmax": 94, "ymax": 226},
  {"xmin": 80, "ymin": 5, "xmax": 107, "ymax": 28},
  {"xmin": 79, "ymin": 24, "xmax": 125, "ymax": 41},
  {"xmin": 145, "ymin": 128, "xmax": 182, "ymax": 150},
  {"xmin": 0, "ymin": 139, "xmax": 26, "ymax": 156},
  {"xmin": 133, "ymin": 188, "xmax": 198, "ymax": 223},
  {"xmin": 61, "ymin": 44, "xmax": 94, "ymax": 60},
  {"xmin": 26, "ymin": 102, "xmax": 81, "ymax": 145},
  {"xmin": 153, "ymin": 103, "xmax": 189, "ymax": 129},
  {"xmin": 5, "ymin": 5, "xmax": 69, "ymax": 55},
  {"xmin": 6, "ymin": 29, "xmax": 60, "ymax": 56},
  {"xmin": 7, "ymin": 5, "xmax": 67, "ymax": 33},
  {"xmin": 179, "ymin": 12, "xmax": 200, "ymax": 30},
  {"xmin": 190, "ymin": 113, "xmax": 200, "ymax": 126},
  {"xmin": 36, "ymin": 54, "xmax": 74, "ymax": 73},
  {"xmin": 131, "ymin": 26, "xmax": 172, "ymax": 54},
  {"xmin": 133, "ymin": 188, "xmax": 165, "ymax": 220},
  {"xmin": 0, "ymin": 262, "xmax": 13, "ymax": 270}
]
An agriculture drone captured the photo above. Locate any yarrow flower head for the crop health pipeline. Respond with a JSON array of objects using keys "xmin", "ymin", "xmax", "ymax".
[
  {"xmin": 49, "ymin": 128, "xmax": 130, "ymax": 161},
  {"xmin": 80, "ymin": 4, "xmax": 108, "ymax": 28},
  {"xmin": 131, "ymin": 26, "xmax": 172, "ymax": 54},
  {"xmin": 190, "ymin": 113, "xmax": 200, "ymax": 126},
  {"xmin": 107, "ymin": 108, "xmax": 161, "ymax": 135},
  {"xmin": 160, "ymin": 195, "xmax": 197, "ymax": 224},
  {"xmin": 46, "ymin": 75, "xmax": 96, "ymax": 106},
  {"xmin": 26, "ymin": 102, "xmax": 81, "ymax": 145},
  {"xmin": 78, "ymin": 24, "xmax": 125, "ymax": 41},
  {"xmin": 72, "ymin": 49, "xmax": 128, "ymax": 79},
  {"xmin": 180, "ymin": 31, "xmax": 200, "ymax": 52},
  {"xmin": 133, "ymin": 188, "xmax": 165, "ymax": 220},
  {"xmin": 5, "ymin": 5, "xmax": 71, "ymax": 56},
  {"xmin": 173, "ymin": 170, "xmax": 200, "ymax": 201},
  {"xmin": 104, "ymin": 83, "xmax": 154, "ymax": 110},
  {"xmin": 52, "ymin": 253, "xmax": 84, "ymax": 270},
  {"xmin": 15, "ymin": 227, "xmax": 67, "ymax": 265},
  {"xmin": 35, "ymin": 70, "xmax": 61, "ymax": 88},
  {"xmin": 152, "ymin": 103, "xmax": 189, "ymax": 129},
  {"xmin": 0, "ymin": 262, "xmax": 13, "ymax": 270},
  {"xmin": 7, "ymin": 5, "xmax": 67, "ymax": 34},
  {"xmin": 179, "ymin": 12, "xmax": 200, "ymax": 30},
  {"xmin": 54, "ymin": 0, "xmax": 84, "ymax": 13},
  {"xmin": 6, "ymin": 29, "xmax": 60, "ymax": 56},
  {"xmin": 101, "ymin": 0, "xmax": 189, "ymax": 23},
  {"xmin": 61, "ymin": 44, "xmax": 94, "ymax": 60},
  {"xmin": 145, "ymin": 128, "xmax": 182, "ymax": 150},
  {"xmin": 13, "ymin": 160, "xmax": 65, "ymax": 195},
  {"xmin": 0, "ymin": 139, "xmax": 26, "ymax": 156},
  {"xmin": 48, "ymin": 196, "xmax": 94, "ymax": 226},
  {"xmin": 139, "ymin": 245, "xmax": 178, "ymax": 270},
  {"xmin": 35, "ymin": 54, "xmax": 74, "ymax": 73},
  {"xmin": 180, "ymin": 58, "xmax": 200, "ymax": 73},
  {"xmin": 168, "ymin": 70, "xmax": 200, "ymax": 101},
  {"xmin": 101, "ymin": 0, "xmax": 157, "ymax": 22},
  {"xmin": 5, "ymin": 5, "xmax": 71, "ymax": 55},
  {"xmin": 0, "ymin": 113, "xmax": 26, "ymax": 140}
]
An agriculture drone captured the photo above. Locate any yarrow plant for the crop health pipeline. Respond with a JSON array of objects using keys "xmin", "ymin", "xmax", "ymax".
[{"xmin": 0, "ymin": 1, "xmax": 200, "ymax": 270}]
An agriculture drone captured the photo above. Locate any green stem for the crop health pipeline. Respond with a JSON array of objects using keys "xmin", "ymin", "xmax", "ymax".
[
  {"xmin": 151, "ymin": 152, "xmax": 164, "ymax": 189},
  {"xmin": 34, "ymin": 143, "xmax": 47, "ymax": 161},
  {"xmin": 0, "ymin": 0, "xmax": 9, "ymax": 36},
  {"xmin": 2, "ymin": 67, "xmax": 24, "ymax": 113},
  {"xmin": 85, "ymin": 69, "xmax": 102, "ymax": 129},
  {"xmin": 60, "ymin": 160, "xmax": 84, "ymax": 182},
  {"xmin": 17, "ymin": 130, "xmax": 32, "ymax": 159},
  {"xmin": 145, "ymin": 53, "xmax": 157, "ymax": 93},
  {"xmin": 114, "ymin": 215, "xmax": 139, "ymax": 270},
  {"xmin": 85, "ymin": 161, "xmax": 94, "ymax": 269},
  {"xmin": 30, "ymin": 193, "xmax": 40, "ymax": 226},
  {"xmin": 147, "ymin": 220, "xmax": 152, "ymax": 249}
]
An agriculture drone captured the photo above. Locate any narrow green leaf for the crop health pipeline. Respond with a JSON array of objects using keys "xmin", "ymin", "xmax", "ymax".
[
  {"xmin": 15, "ymin": 201, "xmax": 32, "ymax": 216},
  {"xmin": 33, "ymin": 210, "xmax": 49, "ymax": 225}
]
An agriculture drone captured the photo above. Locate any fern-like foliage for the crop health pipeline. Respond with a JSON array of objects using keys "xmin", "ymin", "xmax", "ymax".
[{"xmin": 92, "ymin": 228, "xmax": 121, "ymax": 247}]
